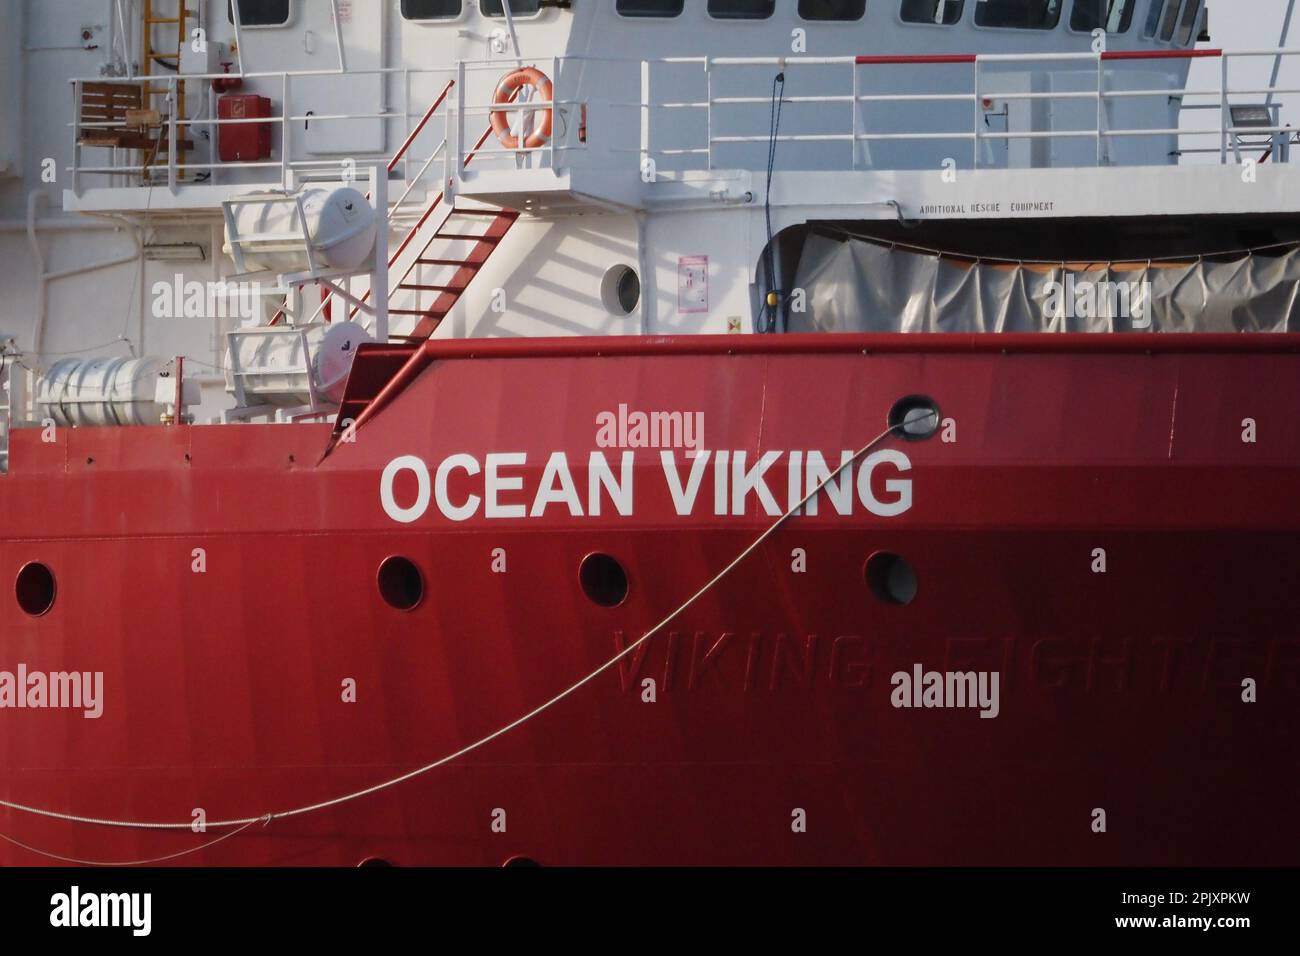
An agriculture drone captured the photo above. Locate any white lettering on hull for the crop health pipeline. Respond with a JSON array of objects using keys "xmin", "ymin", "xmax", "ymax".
[{"xmin": 379, "ymin": 450, "xmax": 913, "ymax": 523}]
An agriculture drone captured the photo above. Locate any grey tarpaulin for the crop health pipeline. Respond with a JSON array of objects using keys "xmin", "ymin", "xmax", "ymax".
[{"xmin": 788, "ymin": 233, "xmax": 1300, "ymax": 333}]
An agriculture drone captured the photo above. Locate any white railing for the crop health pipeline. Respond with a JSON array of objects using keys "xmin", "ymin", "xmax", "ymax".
[
  {"xmin": 69, "ymin": 46, "xmax": 1300, "ymax": 195},
  {"xmin": 450, "ymin": 57, "xmax": 589, "ymax": 175},
  {"xmin": 69, "ymin": 66, "xmax": 458, "ymax": 194},
  {"xmin": 631, "ymin": 47, "xmax": 1300, "ymax": 171}
]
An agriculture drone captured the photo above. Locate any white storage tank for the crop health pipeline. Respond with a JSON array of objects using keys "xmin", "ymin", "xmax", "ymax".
[
  {"xmin": 224, "ymin": 187, "xmax": 378, "ymax": 275},
  {"xmin": 36, "ymin": 358, "xmax": 188, "ymax": 427}
]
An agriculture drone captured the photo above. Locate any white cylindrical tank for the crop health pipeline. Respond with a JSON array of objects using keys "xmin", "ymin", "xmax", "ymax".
[
  {"xmin": 224, "ymin": 187, "xmax": 377, "ymax": 274},
  {"xmin": 36, "ymin": 358, "xmax": 168, "ymax": 427}
]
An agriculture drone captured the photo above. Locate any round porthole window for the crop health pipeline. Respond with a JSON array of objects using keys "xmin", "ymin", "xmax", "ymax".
[
  {"xmin": 888, "ymin": 395, "xmax": 941, "ymax": 441},
  {"xmin": 864, "ymin": 552, "xmax": 917, "ymax": 606},
  {"xmin": 15, "ymin": 562, "xmax": 56, "ymax": 617},
  {"xmin": 377, "ymin": 556, "xmax": 424, "ymax": 611},
  {"xmin": 601, "ymin": 264, "xmax": 641, "ymax": 316},
  {"xmin": 579, "ymin": 553, "xmax": 629, "ymax": 608}
]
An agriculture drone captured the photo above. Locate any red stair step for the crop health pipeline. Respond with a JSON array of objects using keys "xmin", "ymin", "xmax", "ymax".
[{"xmin": 399, "ymin": 281, "xmax": 469, "ymax": 293}]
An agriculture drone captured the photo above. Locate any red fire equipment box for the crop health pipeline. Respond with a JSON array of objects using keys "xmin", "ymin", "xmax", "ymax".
[{"xmin": 218, "ymin": 95, "xmax": 273, "ymax": 163}]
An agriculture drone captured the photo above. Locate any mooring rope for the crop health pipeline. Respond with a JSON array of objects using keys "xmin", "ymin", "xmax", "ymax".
[
  {"xmin": 0, "ymin": 820, "xmax": 263, "ymax": 867},
  {"xmin": 0, "ymin": 417, "xmax": 922, "ymax": 864}
]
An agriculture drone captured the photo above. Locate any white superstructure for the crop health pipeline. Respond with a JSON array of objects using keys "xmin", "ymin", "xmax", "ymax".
[{"xmin": 2, "ymin": 0, "xmax": 1298, "ymax": 433}]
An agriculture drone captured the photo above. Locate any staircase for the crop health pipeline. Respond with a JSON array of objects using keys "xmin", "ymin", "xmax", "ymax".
[
  {"xmin": 319, "ymin": 84, "xmax": 523, "ymax": 342},
  {"xmin": 387, "ymin": 206, "xmax": 520, "ymax": 340}
]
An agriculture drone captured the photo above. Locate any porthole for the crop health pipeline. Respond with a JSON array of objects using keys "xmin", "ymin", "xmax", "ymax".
[
  {"xmin": 15, "ymin": 562, "xmax": 56, "ymax": 617},
  {"xmin": 503, "ymin": 855, "xmax": 541, "ymax": 867},
  {"xmin": 601, "ymin": 264, "xmax": 641, "ymax": 316},
  {"xmin": 377, "ymin": 556, "xmax": 424, "ymax": 611},
  {"xmin": 358, "ymin": 857, "xmax": 395, "ymax": 867},
  {"xmin": 865, "ymin": 552, "xmax": 917, "ymax": 606},
  {"xmin": 888, "ymin": 395, "xmax": 940, "ymax": 440},
  {"xmin": 579, "ymin": 553, "xmax": 629, "ymax": 608}
]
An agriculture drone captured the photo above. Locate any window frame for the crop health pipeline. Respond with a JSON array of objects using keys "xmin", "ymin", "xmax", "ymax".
[
  {"xmin": 1175, "ymin": 0, "xmax": 1202, "ymax": 45},
  {"xmin": 1142, "ymin": 0, "xmax": 1164, "ymax": 38},
  {"xmin": 615, "ymin": 0, "xmax": 686, "ymax": 17},
  {"xmin": 399, "ymin": 0, "xmax": 466, "ymax": 23},
  {"xmin": 480, "ymin": 0, "xmax": 546, "ymax": 19},
  {"xmin": 898, "ymin": 0, "xmax": 968, "ymax": 27},
  {"xmin": 971, "ymin": 0, "xmax": 1066, "ymax": 32},
  {"xmin": 706, "ymin": 0, "xmax": 778, "ymax": 21},
  {"xmin": 1067, "ymin": 0, "xmax": 1137, "ymax": 35},
  {"xmin": 227, "ymin": 0, "xmax": 293, "ymax": 29},
  {"xmin": 798, "ymin": 0, "xmax": 868, "ymax": 21},
  {"xmin": 1157, "ymin": 0, "xmax": 1183, "ymax": 41}
]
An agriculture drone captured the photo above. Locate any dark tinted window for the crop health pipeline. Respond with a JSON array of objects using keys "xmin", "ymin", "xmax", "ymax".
[
  {"xmin": 228, "ymin": 0, "xmax": 290, "ymax": 26},
  {"xmin": 974, "ymin": 1, "xmax": 1063, "ymax": 29},
  {"xmin": 800, "ymin": 0, "xmax": 867, "ymax": 19},
  {"xmin": 482, "ymin": 0, "xmax": 542, "ymax": 15},
  {"xmin": 902, "ymin": 0, "xmax": 965, "ymax": 23},
  {"xmin": 1143, "ymin": 0, "xmax": 1164, "ymax": 36},
  {"xmin": 708, "ymin": 0, "xmax": 777, "ymax": 18},
  {"xmin": 1070, "ymin": 0, "xmax": 1135, "ymax": 32},
  {"xmin": 1176, "ymin": 0, "xmax": 1201, "ymax": 44},
  {"xmin": 1158, "ymin": 0, "xmax": 1181, "ymax": 39},
  {"xmin": 617, "ymin": 0, "xmax": 685, "ymax": 14},
  {"xmin": 402, "ymin": 0, "xmax": 462, "ymax": 19}
]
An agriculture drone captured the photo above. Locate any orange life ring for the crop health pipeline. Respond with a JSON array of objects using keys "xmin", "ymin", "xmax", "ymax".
[{"xmin": 490, "ymin": 67, "xmax": 554, "ymax": 150}]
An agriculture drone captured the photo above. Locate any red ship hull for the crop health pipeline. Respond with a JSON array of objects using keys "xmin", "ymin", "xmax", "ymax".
[{"xmin": 2, "ymin": 334, "xmax": 1298, "ymax": 866}]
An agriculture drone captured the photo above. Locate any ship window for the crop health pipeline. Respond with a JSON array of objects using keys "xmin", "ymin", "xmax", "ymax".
[
  {"xmin": 800, "ymin": 0, "xmax": 867, "ymax": 20},
  {"xmin": 973, "ymin": 0, "xmax": 1063, "ymax": 29},
  {"xmin": 708, "ymin": 0, "xmax": 777, "ymax": 19},
  {"xmin": 377, "ymin": 556, "xmax": 424, "ymax": 611},
  {"xmin": 401, "ymin": 0, "xmax": 462, "ymax": 19},
  {"xmin": 482, "ymin": 0, "xmax": 542, "ymax": 16},
  {"xmin": 1176, "ymin": 0, "xmax": 1201, "ymax": 44},
  {"xmin": 1070, "ymin": 0, "xmax": 1135, "ymax": 32},
  {"xmin": 865, "ymin": 552, "xmax": 918, "ymax": 606},
  {"xmin": 15, "ymin": 562, "xmax": 56, "ymax": 618},
  {"xmin": 1158, "ymin": 0, "xmax": 1181, "ymax": 40},
  {"xmin": 227, "ymin": 0, "xmax": 291, "ymax": 26},
  {"xmin": 1143, "ymin": 0, "xmax": 1165, "ymax": 36},
  {"xmin": 580, "ymin": 553, "xmax": 629, "ymax": 608},
  {"xmin": 902, "ymin": 0, "xmax": 966, "ymax": 24},
  {"xmin": 1143, "ymin": 0, "xmax": 1160, "ymax": 36},
  {"xmin": 617, "ymin": 0, "xmax": 685, "ymax": 15}
]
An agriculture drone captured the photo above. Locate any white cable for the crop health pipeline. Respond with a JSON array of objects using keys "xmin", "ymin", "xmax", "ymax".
[{"xmin": 0, "ymin": 820, "xmax": 262, "ymax": 867}]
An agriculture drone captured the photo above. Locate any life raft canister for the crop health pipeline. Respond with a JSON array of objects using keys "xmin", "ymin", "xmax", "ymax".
[{"xmin": 490, "ymin": 67, "xmax": 554, "ymax": 150}]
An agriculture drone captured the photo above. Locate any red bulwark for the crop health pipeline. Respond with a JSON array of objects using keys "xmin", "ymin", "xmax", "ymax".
[{"xmin": 1, "ymin": 335, "xmax": 1299, "ymax": 866}]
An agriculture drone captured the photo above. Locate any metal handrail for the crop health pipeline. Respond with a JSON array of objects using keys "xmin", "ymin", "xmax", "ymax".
[
  {"xmin": 630, "ymin": 47, "xmax": 1300, "ymax": 170},
  {"xmin": 69, "ymin": 45, "xmax": 1300, "ymax": 192}
]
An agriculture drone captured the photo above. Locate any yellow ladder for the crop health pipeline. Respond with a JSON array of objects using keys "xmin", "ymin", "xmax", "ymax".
[{"xmin": 141, "ymin": 0, "xmax": 189, "ymax": 177}]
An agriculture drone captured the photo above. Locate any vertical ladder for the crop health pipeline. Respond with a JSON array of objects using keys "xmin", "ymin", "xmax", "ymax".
[{"xmin": 142, "ymin": 0, "xmax": 189, "ymax": 175}]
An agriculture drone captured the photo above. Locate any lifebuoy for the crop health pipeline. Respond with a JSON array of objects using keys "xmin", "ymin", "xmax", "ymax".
[{"xmin": 490, "ymin": 67, "xmax": 554, "ymax": 150}]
